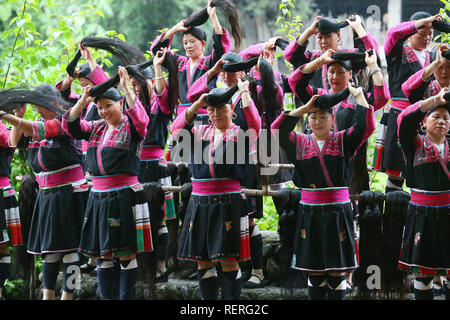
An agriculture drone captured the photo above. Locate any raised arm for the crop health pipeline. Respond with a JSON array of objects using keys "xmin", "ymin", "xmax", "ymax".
[
  {"xmin": 118, "ymin": 67, "xmax": 149, "ymax": 139},
  {"xmin": 271, "ymin": 95, "xmax": 318, "ymax": 161},
  {"xmin": 288, "ymin": 51, "xmax": 332, "ymax": 103},
  {"xmin": 238, "ymin": 78, "xmax": 261, "ymax": 138},
  {"xmin": 365, "ymin": 50, "xmax": 390, "ymax": 110},
  {"xmin": 402, "ymin": 46, "xmax": 446, "ymax": 103},
  {"xmin": 284, "ymin": 16, "xmax": 321, "ymax": 68},
  {"xmin": 343, "ymin": 85, "xmax": 376, "ymax": 156},
  {"xmin": 62, "ymin": 86, "xmax": 96, "ymax": 141},
  {"xmin": 171, "ymin": 93, "xmax": 208, "ymax": 139},
  {"xmin": 186, "ymin": 58, "xmax": 225, "ymax": 103},
  {"xmin": 384, "ymin": 15, "xmax": 442, "ymax": 62},
  {"xmin": 397, "ymin": 88, "xmax": 448, "ymax": 150}
]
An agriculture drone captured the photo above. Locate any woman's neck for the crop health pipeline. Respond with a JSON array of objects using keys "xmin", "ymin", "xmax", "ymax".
[
  {"xmin": 330, "ymin": 85, "xmax": 347, "ymax": 94},
  {"xmin": 108, "ymin": 117, "xmax": 123, "ymax": 129},
  {"xmin": 215, "ymin": 124, "xmax": 232, "ymax": 135},
  {"xmin": 190, "ymin": 54, "xmax": 204, "ymax": 66},
  {"xmin": 436, "ymin": 80, "xmax": 448, "ymax": 90},
  {"xmin": 313, "ymin": 132, "xmax": 330, "ymax": 141},
  {"xmin": 427, "ymin": 132, "xmax": 446, "ymax": 146}
]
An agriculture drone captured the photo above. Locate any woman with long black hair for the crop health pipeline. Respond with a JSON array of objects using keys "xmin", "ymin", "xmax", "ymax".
[
  {"xmin": 396, "ymin": 88, "xmax": 450, "ymax": 300},
  {"xmin": 271, "ymin": 84, "xmax": 376, "ymax": 300},
  {"xmin": 171, "ymin": 78, "xmax": 260, "ymax": 300},
  {"xmin": 62, "ymin": 67, "xmax": 151, "ymax": 300},
  {"xmin": 0, "ymin": 85, "xmax": 88, "ymax": 300},
  {"xmin": 373, "ymin": 12, "xmax": 443, "ymax": 194}
]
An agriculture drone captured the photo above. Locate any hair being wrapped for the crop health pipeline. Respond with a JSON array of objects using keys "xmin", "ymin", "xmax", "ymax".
[
  {"xmin": 90, "ymin": 54, "xmax": 178, "ymax": 116},
  {"xmin": 66, "ymin": 36, "xmax": 146, "ymax": 77},
  {"xmin": 184, "ymin": 0, "xmax": 242, "ymax": 50},
  {"xmin": 0, "ymin": 86, "xmax": 72, "ymax": 115}
]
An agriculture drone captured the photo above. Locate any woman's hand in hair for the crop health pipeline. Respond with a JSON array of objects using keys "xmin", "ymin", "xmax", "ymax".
[
  {"xmin": 61, "ymin": 73, "xmax": 76, "ymax": 91},
  {"xmin": 207, "ymin": 0, "xmax": 217, "ymax": 17},
  {"xmin": 289, "ymin": 95, "xmax": 320, "ymax": 117},
  {"xmin": 301, "ymin": 49, "xmax": 335, "ymax": 74},
  {"xmin": 238, "ymin": 78, "xmax": 252, "ymax": 108},
  {"xmin": 297, "ymin": 16, "xmax": 321, "ymax": 46},
  {"xmin": 420, "ymin": 87, "xmax": 449, "ymax": 112},
  {"xmin": 80, "ymin": 85, "xmax": 94, "ymax": 106},
  {"xmin": 153, "ymin": 48, "xmax": 167, "ymax": 67},
  {"xmin": 79, "ymin": 40, "xmax": 97, "ymax": 71},
  {"xmin": 436, "ymin": 44, "xmax": 448, "ymax": 68},
  {"xmin": 79, "ymin": 41, "xmax": 92, "ymax": 61},
  {"xmin": 319, "ymin": 49, "xmax": 336, "ymax": 65},
  {"xmin": 67, "ymin": 86, "xmax": 93, "ymax": 121},
  {"xmin": 365, "ymin": 49, "xmax": 378, "ymax": 69},
  {"xmin": 347, "ymin": 15, "xmax": 366, "ymax": 37},
  {"xmin": 186, "ymin": 93, "xmax": 208, "ymax": 122},
  {"xmin": 307, "ymin": 16, "xmax": 322, "ymax": 35},
  {"xmin": 348, "ymin": 83, "xmax": 369, "ymax": 108},
  {"xmin": 436, "ymin": 87, "xmax": 449, "ymax": 105},
  {"xmin": 416, "ymin": 14, "xmax": 443, "ymax": 29},
  {"xmin": 118, "ymin": 66, "xmax": 131, "ymax": 91},
  {"xmin": 207, "ymin": 59, "xmax": 225, "ymax": 81},
  {"xmin": 15, "ymin": 105, "xmax": 27, "ymax": 119},
  {"xmin": 237, "ymin": 77, "xmax": 250, "ymax": 93},
  {"xmin": 264, "ymin": 36, "xmax": 282, "ymax": 51},
  {"xmin": 174, "ymin": 19, "xmax": 191, "ymax": 33}
]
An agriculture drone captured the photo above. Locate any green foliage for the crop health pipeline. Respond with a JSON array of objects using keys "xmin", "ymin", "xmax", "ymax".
[
  {"xmin": 0, "ymin": 0, "xmax": 124, "ymax": 191},
  {"xmin": 3, "ymin": 279, "xmax": 27, "ymax": 300},
  {"xmin": 257, "ymin": 196, "xmax": 279, "ymax": 231},
  {"xmin": 435, "ymin": 0, "xmax": 450, "ymax": 43}
]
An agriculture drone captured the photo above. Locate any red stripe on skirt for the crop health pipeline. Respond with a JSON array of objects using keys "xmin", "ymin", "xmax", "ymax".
[
  {"xmin": 140, "ymin": 146, "xmax": 164, "ymax": 160},
  {"xmin": 91, "ymin": 174, "xmax": 139, "ymax": 191},
  {"xmin": 191, "ymin": 179, "xmax": 241, "ymax": 195},
  {"xmin": 35, "ymin": 165, "xmax": 85, "ymax": 188},
  {"xmin": 410, "ymin": 189, "xmax": 450, "ymax": 207},
  {"xmin": 300, "ymin": 188, "xmax": 350, "ymax": 205},
  {"xmin": 0, "ymin": 176, "xmax": 10, "ymax": 188}
]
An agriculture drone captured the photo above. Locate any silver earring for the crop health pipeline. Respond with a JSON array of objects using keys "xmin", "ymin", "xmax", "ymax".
[
  {"xmin": 421, "ymin": 125, "xmax": 427, "ymax": 133},
  {"xmin": 208, "ymin": 118, "xmax": 213, "ymax": 125},
  {"xmin": 305, "ymin": 124, "xmax": 311, "ymax": 131},
  {"xmin": 232, "ymin": 112, "xmax": 237, "ymax": 120}
]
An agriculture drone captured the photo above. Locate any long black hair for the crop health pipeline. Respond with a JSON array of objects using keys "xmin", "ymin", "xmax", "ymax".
[
  {"xmin": 66, "ymin": 36, "xmax": 146, "ymax": 77},
  {"xmin": 138, "ymin": 53, "xmax": 179, "ymax": 115},
  {"xmin": 90, "ymin": 54, "xmax": 178, "ymax": 117},
  {"xmin": 257, "ymin": 58, "xmax": 282, "ymax": 129},
  {"xmin": 0, "ymin": 86, "xmax": 72, "ymax": 115},
  {"xmin": 184, "ymin": 0, "xmax": 242, "ymax": 51}
]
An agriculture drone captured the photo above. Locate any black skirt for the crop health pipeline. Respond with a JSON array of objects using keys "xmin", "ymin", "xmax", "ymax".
[
  {"xmin": 177, "ymin": 192, "xmax": 250, "ymax": 262},
  {"xmin": 398, "ymin": 202, "xmax": 450, "ymax": 276},
  {"xmin": 79, "ymin": 184, "xmax": 153, "ymax": 258},
  {"xmin": 27, "ymin": 184, "xmax": 88, "ymax": 254},
  {"xmin": 291, "ymin": 202, "xmax": 357, "ymax": 272}
]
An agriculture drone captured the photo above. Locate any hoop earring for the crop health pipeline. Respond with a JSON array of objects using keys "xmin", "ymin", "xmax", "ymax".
[
  {"xmin": 420, "ymin": 125, "xmax": 427, "ymax": 133},
  {"xmin": 208, "ymin": 118, "xmax": 213, "ymax": 125},
  {"xmin": 232, "ymin": 112, "xmax": 237, "ymax": 120},
  {"xmin": 305, "ymin": 124, "xmax": 311, "ymax": 131}
]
